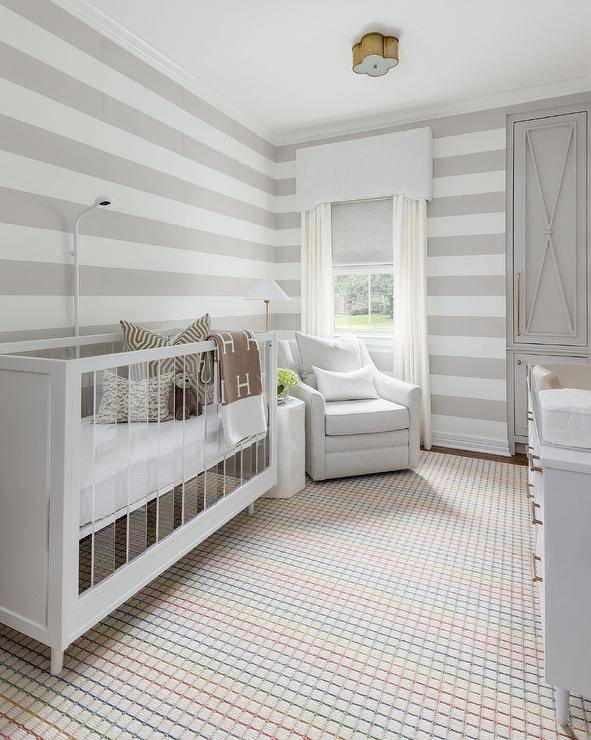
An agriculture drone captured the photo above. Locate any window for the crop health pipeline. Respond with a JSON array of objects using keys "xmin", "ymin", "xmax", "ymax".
[
  {"xmin": 334, "ymin": 272, "xmax": 393, "ymax": 332},
  {"xmin": 331, "ymin": 198, "xmax": 393, "ymax": 337}
]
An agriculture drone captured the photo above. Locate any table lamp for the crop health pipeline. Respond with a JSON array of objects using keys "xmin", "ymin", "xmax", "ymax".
[{"xmin": 244, "ymin": 279, "xmax": 290, "ymax": 331}]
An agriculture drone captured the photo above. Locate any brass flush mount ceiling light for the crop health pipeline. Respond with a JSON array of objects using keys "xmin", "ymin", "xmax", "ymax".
[{"xmin": 352, "ymin": 32, "xmax": 399, "ymax": 77}]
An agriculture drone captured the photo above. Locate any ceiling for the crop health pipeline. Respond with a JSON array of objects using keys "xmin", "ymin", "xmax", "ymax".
[{"xmin": 87, "ymin": 0, "xmax": 591, "ymax": 141}]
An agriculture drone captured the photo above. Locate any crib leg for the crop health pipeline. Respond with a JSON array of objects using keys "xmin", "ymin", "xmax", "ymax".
[
  {"xmin": 247, "ymin": 502, "xmax": 255, "ymax": 517},
  {"xmin": 50, "ymin": 648, "xmax": 64, "ymax": 676},
  {"xmin": 555, "ymin": 687, "xmax": 572, "ymax": 735}
]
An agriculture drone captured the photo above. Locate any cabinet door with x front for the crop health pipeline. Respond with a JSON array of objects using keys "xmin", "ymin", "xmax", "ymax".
[{"xmin": 513, "ymin": 111, "xmax": 587, "ymax": 346}]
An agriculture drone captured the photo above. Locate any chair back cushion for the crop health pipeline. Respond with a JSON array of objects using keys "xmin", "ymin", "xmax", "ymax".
[
  {"xmin": 295, "ymin": 331, "xmax": 362, "ymax": 387},
  {"xmin": 277, "ymin": 339, "xmax": 301, "ymax": 376}
]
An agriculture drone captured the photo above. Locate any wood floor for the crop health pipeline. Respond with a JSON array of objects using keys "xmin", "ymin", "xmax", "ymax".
[{"xmin": 427, "ymin": 446, "xmax": 528, "ymax": 466}]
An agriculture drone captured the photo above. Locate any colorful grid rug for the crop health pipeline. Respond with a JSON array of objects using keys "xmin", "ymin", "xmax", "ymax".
[{"xmin": 1, "ymin": 451, "xmax": 590, "ymax": 738}]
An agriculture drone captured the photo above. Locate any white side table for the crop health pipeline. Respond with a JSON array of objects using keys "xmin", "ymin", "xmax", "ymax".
[{"xmin": 264, "ymin": 396, "xmax": 305, "ymax": 499}]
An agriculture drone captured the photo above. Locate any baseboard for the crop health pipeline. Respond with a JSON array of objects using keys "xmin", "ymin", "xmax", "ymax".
[{"xmin": 430, "ymin": 432, "xmax": 511, "ymax": 457}]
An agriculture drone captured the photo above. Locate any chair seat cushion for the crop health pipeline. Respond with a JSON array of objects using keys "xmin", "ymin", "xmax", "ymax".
[{"xmin": 325, "ymin": 398, "xmax": 409, "ymax": 436}]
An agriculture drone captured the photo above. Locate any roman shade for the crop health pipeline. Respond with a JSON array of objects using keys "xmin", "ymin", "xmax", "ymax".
[{"xmin": 331, "ymin": 197, "xmax": 392, "ymax": 266}]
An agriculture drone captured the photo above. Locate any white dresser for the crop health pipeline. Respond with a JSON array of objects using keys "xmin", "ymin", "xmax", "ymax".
[{"xmin": 528, "ymin": 363, "xmax": 591, "ymax": 733}]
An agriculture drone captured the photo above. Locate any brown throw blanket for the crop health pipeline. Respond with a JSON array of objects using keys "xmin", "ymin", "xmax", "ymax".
[{"xmin": 206, "ymin": 330, "xmax": 267, "ymax": 446}]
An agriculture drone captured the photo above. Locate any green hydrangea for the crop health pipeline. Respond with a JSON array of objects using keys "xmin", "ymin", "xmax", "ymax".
[{"xmin": 277, "ymin": 367, "xmax": 299, "ymax": 396}]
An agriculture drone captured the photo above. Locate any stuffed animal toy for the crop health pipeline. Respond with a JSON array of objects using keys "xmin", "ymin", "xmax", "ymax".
[{"xmin": 170, "ymin": 371, "xmax": 201, "ymax": 421}]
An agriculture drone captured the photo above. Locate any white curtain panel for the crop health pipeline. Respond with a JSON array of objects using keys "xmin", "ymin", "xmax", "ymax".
[
  {"xmin": 301, "ymin": 203, "xmax": 334, "ymax": 337},
  {"xmin": 393, "ymin": 195, "xmax": 432, "ymax": 449}
]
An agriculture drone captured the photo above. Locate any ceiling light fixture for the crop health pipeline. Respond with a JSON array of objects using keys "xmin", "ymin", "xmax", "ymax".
[{"xmin": 352, "ymin": 32, "xmax": 399, "ymax": 77}]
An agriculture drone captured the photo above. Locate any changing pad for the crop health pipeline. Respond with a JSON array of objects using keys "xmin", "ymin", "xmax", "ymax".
[{"xmin": 538, "ymin": 388, "xmax": 591, "ymax": 448}]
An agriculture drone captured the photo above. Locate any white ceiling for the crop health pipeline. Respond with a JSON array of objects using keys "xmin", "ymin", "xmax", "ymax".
[{"xmin": 86, "ymin": 0, "xmax": 591, "ymax": 141}]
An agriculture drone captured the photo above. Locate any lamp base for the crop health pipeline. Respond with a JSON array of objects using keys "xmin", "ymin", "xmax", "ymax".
[{"xmin": 264, "ymin": 300, "xmax": 270, "ymax": 332}]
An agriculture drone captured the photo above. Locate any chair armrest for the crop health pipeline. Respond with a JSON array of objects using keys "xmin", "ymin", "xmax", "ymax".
[
  {"xmin": 372, "ymin": 371, "xmax": 422, "ymax": 468},
  {"xmin": 291, "ymin": 382, "xmax": 327, "ymax": 480},
  {"xmin": 372, "ymin": 372, "xmax": 420, "ymax": 409}
]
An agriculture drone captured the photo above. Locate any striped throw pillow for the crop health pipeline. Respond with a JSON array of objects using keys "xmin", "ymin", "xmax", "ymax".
[{"xmin": 120, "ymin": 314, "xmax": 213, "ymax": 403}]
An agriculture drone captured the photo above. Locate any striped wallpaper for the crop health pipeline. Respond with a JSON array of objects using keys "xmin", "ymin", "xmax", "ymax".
[
  {"xmin": 0, "ymin": 0, "xmax": 587, "ymax": 452},
  {"xmin": 0, "ymin": 0, "xmax": 299, "ymax": 340}
]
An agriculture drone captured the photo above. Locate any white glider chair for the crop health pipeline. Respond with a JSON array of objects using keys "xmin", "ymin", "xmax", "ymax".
[{"xmin": 278, "ymin": 331, "xmax": 421, "ymax": 481}]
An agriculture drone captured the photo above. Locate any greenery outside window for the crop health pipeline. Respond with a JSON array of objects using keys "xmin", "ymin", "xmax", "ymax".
[{"xmin": 334, "ymin": 269, "xmax": 393, "ymax": 333}]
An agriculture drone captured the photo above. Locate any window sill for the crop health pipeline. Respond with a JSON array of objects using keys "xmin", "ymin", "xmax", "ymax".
[{"xmin": 335, "ymin": 331, "xmax": 393, "ymax": 350}]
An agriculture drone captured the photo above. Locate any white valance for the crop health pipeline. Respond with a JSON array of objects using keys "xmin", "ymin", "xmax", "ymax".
[{"xmin": 296, "ymin": 127, "xmax": 433, "ymax": 212}]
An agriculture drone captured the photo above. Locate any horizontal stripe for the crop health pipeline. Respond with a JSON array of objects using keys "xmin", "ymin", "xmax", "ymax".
[
  {"xmin": 428, "ymin": 275, "xmax": 505, "ymax": 296},
  {"xmin": 433, "ymin": 128, "xmax": 506, "ymax": 158},
  {"xmin": 0, "ymin": 313, "xmax": 301, "ymax": 343},
  {"xmin": 0, "ymin": 260, "xmax": 300, "ymax": 298},
  {"xmin": 429, "ymin": 191, "xmax": 505, "ymax": 218},
  {"xmin": 429, "ymin": 335, "xmax": 505, "ymax": 359},
  {"xmin": 428, "ymin": 254, "xmax": 505, "ymax": 277},
  {"xmin": 428, "ymin": 212, "xmax": 505, "ymax": 238},
  {"xmin": 275, "ymin": 211, "xmax": 299, "ymax": 229},
  {"xmin": 6, "ymin": 0, "xmax": 275, "ymax": 160},
  {"xmin": 0, "ymin": 41, "xmax": 275, "ymax": 196},
  {"xmin": 430, "ymin": 375, "xmax": 506, "ymax": 402},
  {"xmin": 427, "ymin": 295, "xmax": 506, "ymax": 316},
  {"xmin": 429, "ymin": 356, "xmax": 506, "ymax": 379},
  {"xmin": 0, "ymin": 149, "xmax": 283, "ymax": 245},
  {"xmin": 0, "ymin": 224, "xmax": 300, "ymax": 280},
  {"xmin": 0, "ymin": 76, "xmax": 278, "ymax": 213},
  {"xmin": 0, "ymin": 295, "xmax": 301, "ymax": 332},
  {"xmin": 431, "ymin": 394, "xmax": 506, "ymax": 422},
  {"xmin": 434, "ymin": 150, "xmax": 506, "ymax": 178},
  {"xmin": 275, "ymin": 161, "xmax": 296, "ymax": 180},
  {"xmin": 428, "ymin": 316, "xmax": 505, "ymax": 337},
  {"xmin": 433, "ymin": 170, "xmax": 505, "ymax": 199},
  {"xmin": 274, "ymin": 246, "xmax": 302, "ymax": 264},
  {"xmin": 0, "ymin": 188, "xmax": 282, "ymax": 262},
  {"xmin": 275, "ymin": 108, "xmax": 507, "ymax": 161},
  {"xmin": 274, "ymin": 194, "xmax": 297, "ymax": 212},
  {"xmin": 0, "ymin": 3, "xmax": 275, "ymax": 170},
  {"xmin": 274, "ymin": 177, "xmax": 296, "ymax": 195},
  {"xmin": 428, "ymin": 295, "xmax": 505, "ymax": 317},
  {"xmin": 428, "ymin": 233, "xmax": 505, "ymax": 257},
  {"xmin": 0, "ymin": 113, "xmax": 279, "ymax": 228},
  {"xmin": 431, "ymin": 414, "xmax": 507, "ymax": 440}
]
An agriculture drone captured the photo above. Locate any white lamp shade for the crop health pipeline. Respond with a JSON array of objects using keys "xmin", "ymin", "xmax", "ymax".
[{"xmin": 244, "ymin": 279, "xmax": 290, "ymax": 301}]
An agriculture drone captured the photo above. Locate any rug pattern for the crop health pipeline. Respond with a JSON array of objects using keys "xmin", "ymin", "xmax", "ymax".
[{"xmin": 1, "ymin": 451, "xmax": 590, "ymax": 738}]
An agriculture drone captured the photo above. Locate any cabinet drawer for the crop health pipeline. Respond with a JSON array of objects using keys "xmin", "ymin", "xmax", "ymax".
[{"xmin": 514, "ymin": 353, "xmax": 587, "ymax": 439}]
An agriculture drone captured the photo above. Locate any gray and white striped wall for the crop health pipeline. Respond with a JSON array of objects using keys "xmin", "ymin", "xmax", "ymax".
[
  {"xmin": 0, "ymin": 0, "xmax": 299, "ymax": 340},
  {"xmin": 0, "ymin": 0, "xmax": 587, "ymax": 454},
  {"xmin": 277, "ymin": 91, "xmax": 590, "ymax": 454}
]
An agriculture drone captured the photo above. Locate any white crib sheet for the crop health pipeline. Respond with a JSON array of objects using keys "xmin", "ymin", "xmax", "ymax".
[{"xmin": 79, "ymin": 408, "xmax": 224, "ymax": 532}]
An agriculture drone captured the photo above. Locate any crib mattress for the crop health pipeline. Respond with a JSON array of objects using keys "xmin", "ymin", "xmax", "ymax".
[{"xmin": 79, "ymin": 408, "xmax": 224, "ymax": 533}]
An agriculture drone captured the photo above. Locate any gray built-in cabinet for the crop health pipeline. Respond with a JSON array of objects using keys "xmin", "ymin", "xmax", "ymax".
[{"xmin": 507, "ymin": 102, "xmax": 590, "ymax": 451}]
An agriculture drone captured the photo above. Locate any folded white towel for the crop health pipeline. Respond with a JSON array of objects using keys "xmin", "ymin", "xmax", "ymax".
[{"xmin": 538, "ymin": 388, "xmax": 591, "ymax": 448}]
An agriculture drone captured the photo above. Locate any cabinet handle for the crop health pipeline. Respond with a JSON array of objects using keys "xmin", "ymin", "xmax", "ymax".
[
  {"xmin": 529, "ymin": 452, "xmax": 543, "ymax": 474},
  {"xmin": 515, "ymin": 272, "xmax": 521, "ymax": 337},
  {"xmin": 531, "ymin": 552, "xmax": 543, "ymax": 582},
  {"xmin": 527, "ymin": 482, "xmax": 534, "ymax": 499},
  {"xmin": 530, "ymin": 500, "xmax": 543, "ymax": 526},
  {"xmin": 527, "ymin": 412, "xmax": 533, "ymax": 421}
]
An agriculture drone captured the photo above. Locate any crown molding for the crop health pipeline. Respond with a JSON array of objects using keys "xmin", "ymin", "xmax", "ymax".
[
  {"xmin": 50, "ymin": 0, "xmax": 278, "ymax": 145},
  {"xmin": 275, "ymin": 74, "xmax": 591, "ymax": 147}
]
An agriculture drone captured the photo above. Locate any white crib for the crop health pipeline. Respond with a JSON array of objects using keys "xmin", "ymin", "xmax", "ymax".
[{"xmin": 0, "ymin": 330, "xmax": 277, "ymax": 675}]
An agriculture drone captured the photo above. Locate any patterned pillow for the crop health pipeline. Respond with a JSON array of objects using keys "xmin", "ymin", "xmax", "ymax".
[
  {"xmin": 120, "ymin": 314, "xmax": 213, "ymax": 404},
  {"xmin": 94, "ymin": 370, "xmax": 174, "ymax": 423}
]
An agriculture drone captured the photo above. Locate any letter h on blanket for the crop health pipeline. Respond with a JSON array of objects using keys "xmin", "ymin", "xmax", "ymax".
[{"xmin": 206, "ymin": 331, "xmax": 268, "ymax": 446}]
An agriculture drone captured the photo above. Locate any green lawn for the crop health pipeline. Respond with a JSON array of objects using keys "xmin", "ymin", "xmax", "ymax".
[{"xmin": 335, "ymin": 314, "xmax": 393, "ymax": 332}]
